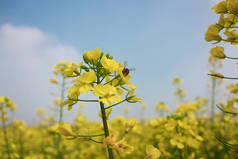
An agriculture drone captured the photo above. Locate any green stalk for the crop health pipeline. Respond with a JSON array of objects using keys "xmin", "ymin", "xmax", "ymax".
[
  {"xmin": 96, "ymin": 70, "xmax": 114, "ymax": 159},
  {"xmin": 56, "ymin": 76, "xmax": 66, "ymax": 159},
  {"xmin": 226, "ymin": 56, "xmax": 238, "ymax": 60},
  {"xmin": 59, "ymin": 76, "xmax": 65, "ymax": 123},
  {"xmin": 1, "ymin": 103, "xmax": 11, "ymax": 159},
  {"xmin": 18, "ymin": 131, "xmax": 24, "ymax": 159},
  {"xmin": 211, "ymin": 77, "xmax": 216, "ymax": 121},
  {"xmin": 99, "ymin": 101, "xmax": 114, "ymax": 159},
  {"xmin": 179, "ymin": 149, "xmax": 183, "ymax": 159}
]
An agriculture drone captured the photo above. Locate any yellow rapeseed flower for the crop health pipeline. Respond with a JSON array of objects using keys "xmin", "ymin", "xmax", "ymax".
[
  {"xmin": 172, "ymin": 77, "xmax": 182, "ymax": 85},
  {"xmin": 117, "ymin": 66, "xmax": 136, "ymax": 89},
  {"xmin": 227, "ymin": 0, "xmax": 238, "ymax": 13},
  {"xmin": 49, "ymin": 78, "xmax": 60, "ymax": 85},
  {"xmin": 144, "ymin": 145, "xmax": 161, "ymax": 159},
  {"xmin": 84, "ymin": 48, "xmax": 101, "ymax": 64},
  {"xmin": 105, "ymin": 133, "xmax": 118, "ymax": 147},
  {"xmin": 0, "ymin": 96, "xmax": 17, "ymax": 110},
  {"xmin": 101, "ymin": 55, "xmax": 120, "ymax": 73},
  {"xmin": 170, "ymin": 137, "xmax": 184, "ymax": 149},
  {"xmin": 211, "ymin": 1, "xmax": 227, "ymax": 13},
  {"xmin": 205, "ymin": 24, "xmax": 222, "ymax": 42},
  {"xmin": 93, "ymin": 84, "xmax": 122, "ymax": 105},
  {"xmin": 210, "ymin": 46, "xmax": 226, "ymax": 59},
  {"xmin": 113, "ymin": 139, "xmax": 134, "ymax": 154},
  {"xmin": 126, "ymin": 89, "xmax": 143, "ymax": 103},
  {"xmin": 224, "ymin": 29, "xmax": 238, "ymax": 45},
  {"xmin": 155, "ymin": 102, "xmax": 169, "ymax": 113},
  {"xmin": 74, "ymin": 72, "xmax": 96, "ymax": 93},
  {"xmin": 58, "ymin": 122, "xmax": 73, "ymax": 136}
]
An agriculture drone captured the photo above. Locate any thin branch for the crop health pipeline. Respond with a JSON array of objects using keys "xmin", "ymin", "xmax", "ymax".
[
  {"xmin": 217, "ymin": 104, "xmax": 238, "ymax": 115},
  {"xmin": 89, "ymin": 138, "xmax": 103, "ymax": 144},
  {"xmin": 226, "ymin": 56, "xmax": 238, "ymax": 60},
  {"xmin": 74, "ymin": 133, "xmax": 105, "ymax": 138},
  {"xmin": 208, "ymin": 74, "xmax": 238, "ymax": 80},
  {"xmin": 105, "ymin": 99, "xmax": 127, "ymax": 109},
  {"xmin": 215, "ymin": 136, "xmax": 238, "ymax": 149},
  {"xmin": 105, "ymin": 96, "xmax": 134, "ymax": 109},
  {"xmin": 104, "ymin": 75, "xmax": 120, "ymax": 85}
]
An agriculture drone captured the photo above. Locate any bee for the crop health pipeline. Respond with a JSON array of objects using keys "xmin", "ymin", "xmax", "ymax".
[{"xmin": 122, "ymin": 61, "xmax": 136, "ymax": 77}]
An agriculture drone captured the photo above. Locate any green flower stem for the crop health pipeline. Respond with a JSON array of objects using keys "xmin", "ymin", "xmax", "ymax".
[
  {"xmin": 104, "ymin": 75, "xmax": 120, "ymax": 85},
  {"xmin": 75, "ymin": 133, "xmax": 105, "ymax": 138},
  {"xmin": 56, "ymin": 76, "xmax": 66, "ymax": 159},
  {"xmin": 100, "ymin": 75, "xmax": 107, "ymax": 83},
  {"xmin": 211, "ymin": 75, "xmax": 216, "ymax": 121},
  {"xmin": 215, "ymin": 136, "xmax": 238, "ymax": 149},
  {"xmin": 105, "ymin": 96, "xmax": 134, "ymax": 110},
  {"xmin": 222, "ymin": 39, "xmax": 238, "ymax": 44},
  {"xmin": 18, "ymin": 131, "xmax": 24, "ymax": 159},
  {"xmin": 59, "ymin": 76, "xmax": 65, "ymax": 123},
  {"xmin": 89, "ymin": 138, "xmax": 104, "ymax": 144},
  {"xmin": 1, "ymin": 103, "xmax": 11, "ymax": 159},
  {"xmin": 226, "ymin": 56, "xmax": 238, "ymax": 60},
  {"xmin": 222, "ymin": 77, "xmax": 238, "ymax": 80},
  {"xmin": 120, "ymin": 85, "xmax": 128, "ymax": 91},
  {"xmin": 208, "ymin": 74, "xmax": 238, "ymax": 80},
  {"xmin": 99, "ymin": 101, "xmax": 114, "ymax": 159},
  {"xmin": 217, "ymin": 104, "xmax": 238, "ymax": 115}
]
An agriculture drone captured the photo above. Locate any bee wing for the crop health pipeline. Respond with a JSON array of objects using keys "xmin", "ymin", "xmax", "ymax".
[
  {"xmin": 124, "ymin": 61, "xmax": 128, "ymax": 67},
  {"xmin": 129, "ymin": 68, "xmax": 136, "ymax": 71}
]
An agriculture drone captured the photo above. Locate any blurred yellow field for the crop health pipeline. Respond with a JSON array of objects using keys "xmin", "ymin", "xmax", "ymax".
[{"xmin": 1, "ymin": 0, "xmax": 238, "ymax": 159}]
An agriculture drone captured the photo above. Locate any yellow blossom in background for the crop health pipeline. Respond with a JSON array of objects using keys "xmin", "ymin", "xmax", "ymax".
[
  {"xmin": 170, "ymin": 137, "xmax": 184, "ymax": 149},
  {"xmin": 144, "ymin": 145, "xmax": 161, "ymax": 159},
  {"xmin": 173, "ymin": 88, "xmax": 186, "ymax": 98},
  {"xmin": 0, "ymin": 96, "xmax": 17, "ymax": 110},
  {"xmin": 105, "ymin": 133, "xmax": 133, "ymax": 155},
  {"xmin": 123, "ymin": 107, "xmax": 130, "ymax": 114},
  {"xmin": 79, "ymin": 102, "xmax": 86, "ymax": 108},
  {"xmin": 105, "ymin": 133, "xmax": 118, "ymax": 147},
  {"xmin": 155, "ymin": 102, "xmax": 169, "ymax": 113},
  {"xmin": 113, "ymin": 139, "xmax": 134, "ymax": 155},
  {"xmin": 36, "ymin": 107, "xmax": 45, "ymax": 117},
  {"xmin": 58, "ymin": 122, "xmax": 73, "ymax": 136},
  {"xmin": 125, "ymin": 118, "xmax": 137, "ymax": 132},
  {"xmin": 172, "ymin": 77, "xmax": 182, "ymax": 85},
  {"xmin": 53, "ymin": 98, "xmax": 62, "ymax": 105},
  {"xmin": 49, "ymin": 78, "xmax": 60, "ymax": 85}
]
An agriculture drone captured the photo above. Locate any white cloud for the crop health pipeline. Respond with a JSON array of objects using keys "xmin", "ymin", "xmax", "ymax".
[{"xmin": 0, "ymin": 24, "xmax": 81, "ymax": 123}]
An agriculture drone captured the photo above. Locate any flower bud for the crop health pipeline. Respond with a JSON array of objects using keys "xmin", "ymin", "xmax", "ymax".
[{"xmin": 210, "ymin": 46, "xmax": 226, "ymax": 59}]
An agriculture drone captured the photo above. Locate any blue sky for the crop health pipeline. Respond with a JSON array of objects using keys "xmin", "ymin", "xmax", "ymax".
[{"xmin": 1, "ymin": 0, "xmax": 235, "ymax": 123}]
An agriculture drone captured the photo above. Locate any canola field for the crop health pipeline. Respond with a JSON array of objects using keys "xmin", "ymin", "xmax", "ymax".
[{"xmin": 1, "ymin": 0, "xmax": 238, "ymax": 159}]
